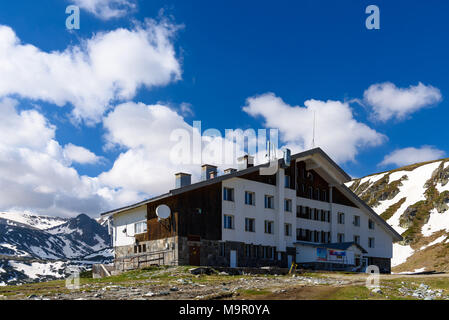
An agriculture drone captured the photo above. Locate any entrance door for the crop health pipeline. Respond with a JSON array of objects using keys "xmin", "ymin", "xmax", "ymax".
[
  {"xmin": 189, "ymin": 246, "xmax": 200, "ymax": 266},
  {"xmin": 230, "ymin": 250, "xmax": 237, "ymax": 268},
  {"xmin": 288, "ymin": 255, "xmax": 293, "ymax": 269}
]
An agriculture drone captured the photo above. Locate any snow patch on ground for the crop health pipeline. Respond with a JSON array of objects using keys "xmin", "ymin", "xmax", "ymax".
[
  {"xmin": 420, "ymin": 235, "xmax": 447, "ymax": 250},
  {"xmin": 385, "ymin": 162, "xmax": 442, "ymax": 234},
  {"xmin": 392, "ymin": 243, "xmax": 415, "ymax": 267},
  {"xmin": 392, "ymin": 267, "xmax": 426, "ymax": 275},
  {"xmin": 8, "ymin": 261, "xmax": 66, "ymax": 280},
  {"xmin": 422, "ymin": 209, "xmax": 449, "ymax": 237}
]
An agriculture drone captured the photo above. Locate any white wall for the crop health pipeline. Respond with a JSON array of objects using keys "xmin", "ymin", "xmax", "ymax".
[
  {"xmin": 332, "ymin": 203, "xmax": 393, "ymax": 259},
  {"xmin": 112, "ymin": 205, "xmax": 147, "ymax": 247},
  {"xmin": 221, "ymin": 175, "xmax": 394, "ymax": 260}
]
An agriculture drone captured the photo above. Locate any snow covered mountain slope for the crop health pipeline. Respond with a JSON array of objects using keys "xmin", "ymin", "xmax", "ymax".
[
  {"xmin": 0, "ymin": 211, "xmax": 67, "ymax": 230},
  {"xmin": 0, "ymin": 213, "xmax": 113, "ymax": 285},
  {"xmin": 348, "ymin": 157, "xmax": 449, "ymax": 272},
  {"xmin": 0, "ymin": 214, "xmax": 111, "ymax": 260}
]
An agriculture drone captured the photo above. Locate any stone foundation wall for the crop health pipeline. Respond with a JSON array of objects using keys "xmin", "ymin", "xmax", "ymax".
[
  {"xmin": 114, "ymin": 237, "xmax": 295, "ymax": 270},
  {"xmin": 114, "ymin": 236, "xmax": 179, "ymax": 271}
]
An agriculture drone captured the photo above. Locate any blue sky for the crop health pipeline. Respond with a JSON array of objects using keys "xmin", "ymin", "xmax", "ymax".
[{"xmin": 0, "ymin": 0, "xmax": 447, "ymax": 216}]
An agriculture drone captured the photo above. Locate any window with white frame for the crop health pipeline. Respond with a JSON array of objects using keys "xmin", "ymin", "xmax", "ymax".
[
  {"xmin": 284, "ymin": 199, "xmax": 292, "ymax": 212},
  {"xmin": 353, "ymin": 215, "xmax": 360, "ymax": 227},
  {"xmin": 264, "ymin": 220, "xmax": 274, "ymax": 234},
  {"xmin": 245, "ymin": 218, "xmax": 255, "ymax": 232},
  {"xmin": 264, "ymin": 195, "xmax": 274, "ymax": 209},
  {"xmin": 368, "ymin": 219, "xmax": 375, "ymax": 230},
  {"xmin": 223, "ymin": 187, "xmax": 234, "ymax": 201},
  {"xmin": 134, "ymin": 221, "xmax": 147, "ymax": 234},
  {"xmin": 338, "ymin": 212, "xmax": 345, "ymax": 224},
  {"xmin": 223, "ymin": 215, "xmax": 234, "ymax": 229},
  {"xmin": 245, "ymin": 191, "xmax": 255, "ymax": 205},
  {"xmin": 285, "ymin": 223, "xmax": 292, "ymax": 236},
  {"xmin": 337, "ymin": 233, "xmax": 344, "ymax": 243}
]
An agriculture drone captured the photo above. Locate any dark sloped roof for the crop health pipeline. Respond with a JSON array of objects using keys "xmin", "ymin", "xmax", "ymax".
[
  {"xmin": 98, "ymin": 147, "xmax": 402, "ymax": 242},
  {"xmin": 101, "ymin": 147, "xmax": 341, "ymax": 216}
]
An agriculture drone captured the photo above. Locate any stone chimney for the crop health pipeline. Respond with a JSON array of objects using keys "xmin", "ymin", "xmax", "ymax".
[
  {"xmin": 175, "ymin": 172, "xmax": 191, "ymax": 188},
  {"xmin": 237, "ymin": 155, "xmax": 254, "ymax": 170},
  {"xmin": 224, "ymin": 168, "xmax": 237, "ymax": 174},
  {"xmin": 201, "ymin": 164, "xmax": 217, "ymax": 181}
]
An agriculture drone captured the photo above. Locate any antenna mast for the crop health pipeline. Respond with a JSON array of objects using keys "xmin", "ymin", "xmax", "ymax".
[{"xmin": 312, "ymin": 110, "xmax": 316, "ymax": 148}]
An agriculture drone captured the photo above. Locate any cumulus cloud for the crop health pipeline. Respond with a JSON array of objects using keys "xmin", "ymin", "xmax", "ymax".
[
  {"xmin": 379, "ymin": 146, "xmax": 446, "ymax": 167},
  {"xmin": 242, "ymin": 93, "xmax": 386, "ymax": 163},
  {"xmin": 63, "ymin": 143, "xmax": 102, "ymax": 165},
  {"xmin": 72, "ymin": 0, "xmax": 136, "ymax": 20},
  {"xmin": 0, "ymin": 98, "xmax": 137, "ymax": 217},
  {"xmin": 0, "ymin": 19, "xmax": 181, "ymax": 124},
  {"xmin": 363, "ymin": 82, "xmax": 442, "ymax": 122},
  {"xmin": 99, "ymin": 102, "xmax": 256, "ymax": 196}
]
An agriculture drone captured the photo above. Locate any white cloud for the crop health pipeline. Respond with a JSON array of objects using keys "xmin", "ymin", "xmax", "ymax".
[
  {"xmin": 242, "ymin": 93, "xmax": 386, "ymax": 163},
  {"xmin": 0, "ymin": 98, "xmax": 137, "ymax": 217},
  {"xmin": 379, "ymin": 146, "xmax": 445, "ymax": 167},
  {"xmin": 99, "ymin": 102, "xmax": 200, "ymax": 196},
  {"xmin": 99, "ymin": 102, "xmax": 254, "ymax": 197},
  {"xmin": 72, "ymin": 0, "xmax": 136, "ymax": 20},
  {"xmin": 0, "ymin": 19, "xmax": 181, "ymax": 124},
  {"xmin": 63, "ymin": 143, "xmax": 102, "ymax": 165},
  {"xmin": 364, "ymin": 82, "xmax": 442, "ymax": 122}
]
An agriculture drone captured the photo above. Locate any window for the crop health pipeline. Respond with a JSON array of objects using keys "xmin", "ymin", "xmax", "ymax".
[
  {"xmin": 245, "ymin": 191, "xmax": 255, "ymax": 205},
  {"xmin": 308, "ymin": 187, "xmax": 313, "ymax": 199},
  {"xmin": 134, "ymin": 221, "xmax": 147, "ymax": 234},
  {"xmin": 354, "ymin": 235, "xmax": 360, "ymax": 245},
  {"xmin": 337, "ymin": 233, "xmax": 345, "ymax": 243},
  {"xmin": 313, "ymin": 208, "xmax": 319, "ymax": 221},
  {"xmin": 313, "ymin": 230, "xmax": 319, "ymax": 242},
  {"xmin": 315, "ymin": 188, "xmax": 320, "ymax": 200},
  {"xmin": 264, "ymin": 220, "xmax": 274, "ymax": 234},
  {"xmin": 284, "ymin": 175, "xmax": 291, "ymax": 188},
  {"xmin": 263, "ymin": 246, "xmax": 268, "ymax": 259},
  {"xmin": 353, "ymin": 215, "xmax": 360, "ymax": 227},
  {"xmin": 322, "ymin": 190, "xmax": 327, "ymax": 202},
  {"xmin": 223, "ymin": 187, "xmax": 234, "ymax": 201},
  {"xmin": 245, "ymin": 218, "xmax": 255, "ymax": 232},
  {"xmin": 319, "ymin": 210, "xmax": 325, "ymax": 222},
  {"xmin": 284, "ymin": 199, "xmax": 292, "ymax": 212},
  {"xmin": 368, "ymin": 219, "xmax": 375, "ymax": 230},
  {"xmin": 338, "ymin": 212, "xmax": 345, "ymax": 224},
  {"xmin": 223, "ymin": 215, "xmax": 234, "ymax": 229},
  {"xmin": 264, "ymin": 195, "xmax": 274, "ymax": 209},
  {"xmin": 285, "ymin": 223, "xmax": 292, "ymax": 236},
  {"xmin": 369, "ymin": 237, "xmax": 375, "ymax": 248},
  {"xmin": 245, "ymin": 244, "xmax": 251, "ymax": 257}
]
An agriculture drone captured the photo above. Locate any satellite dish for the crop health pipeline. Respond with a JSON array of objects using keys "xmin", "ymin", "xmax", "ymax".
[{"xmin": 156, "ymin": 204, "xmax": 171, "ymax": 220}]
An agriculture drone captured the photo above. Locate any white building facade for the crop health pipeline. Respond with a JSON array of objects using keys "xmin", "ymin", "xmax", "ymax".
[{"xmin": 103, "ymin": 148, "xmax": 401, "ymax": 273}]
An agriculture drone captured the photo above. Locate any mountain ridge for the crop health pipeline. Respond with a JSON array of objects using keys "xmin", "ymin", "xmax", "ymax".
[{"xmin": 348, "ymin": 157, "xmax": 449, "ymax": 273}]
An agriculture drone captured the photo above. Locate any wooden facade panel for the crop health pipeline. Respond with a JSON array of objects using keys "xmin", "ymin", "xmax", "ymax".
[
  {"xmin": 144, "ymin": 183, "xmax": 222, "ymax": 242},
  {"xmin": 332, "ymin": 187, "xmax": 357, "ymax": 208},
  {"xmin": 239, "ymin": 171, "xmax": 276, "ymax": 186},
  {"xmin": 296, "ymin": 161, "xmax": 329, "ymax": 199}
]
